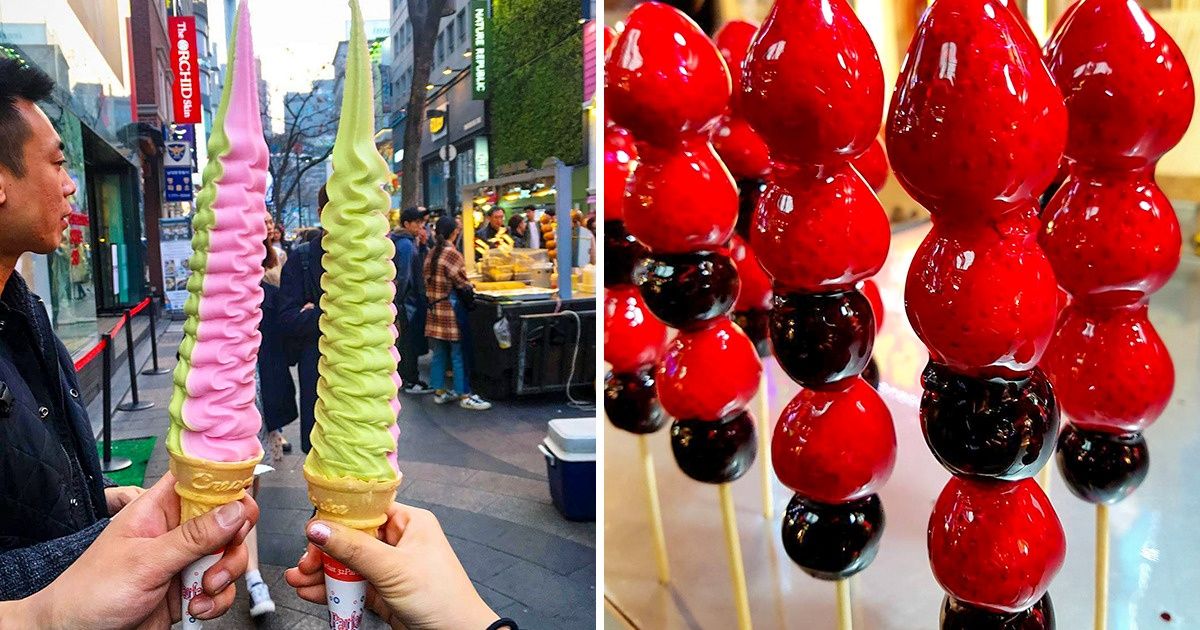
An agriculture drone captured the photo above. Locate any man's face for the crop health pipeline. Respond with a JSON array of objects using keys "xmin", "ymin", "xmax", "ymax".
[
  {"xmin": 403, "ymin": 219, "xmax": 422, "ymax": 236},
  {"xmin": 489, "ymin": 211, "xmax": 504, "ymax": 229},
  {"xmin": 0, "ymin": 101, "xmax": 77, "ymax": 257}
]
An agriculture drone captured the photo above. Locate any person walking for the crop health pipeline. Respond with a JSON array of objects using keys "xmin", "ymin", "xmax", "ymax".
[
  {"xmin": 393, "ymin": 207, "xmax": 431, "ymax": 394},
  {"xmin": 0, "ymin": 56, "xmax": 146, "ymax": 598},
  {"xmin": 278, "ymin": 185, "xmax": 328, "ymax": 453},
  {"xmin": 523, "ymin": 205, "xmax": 541, "ymax": 249},
  {"xmin": 424, "ymin": 216, "xmax": 491, "ymax": 410}
]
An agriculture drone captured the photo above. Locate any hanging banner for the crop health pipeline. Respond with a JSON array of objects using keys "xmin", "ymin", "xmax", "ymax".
[
  {"xmin": 159, "ymin": 217, "xmax": 194, "ymax": 313},
  {"xmin": 470, "ymin": 0, "xmax": 490, "ymax": 100},
  {"xmin": 164, "ymin": 166, "xmax": 194, "ymax": 202},
  {"xmin": 168, "ymin": 16, "xmax": 202, "ymax": 124}
]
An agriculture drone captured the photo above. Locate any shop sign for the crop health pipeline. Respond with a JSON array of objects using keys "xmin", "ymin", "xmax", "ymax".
[
  {"xmin": 470, "ymin": 0, "xmax": 490, "ymax": 100},
  {"xmin": 169, "ymin": 17, "xmax": 202, "ymax": 124},
  {"xmin": 159, "ymin": 216, "xmax": 193, "ymax": 313},
  {"xmin": 164, "ymin": 141, "xmax": 192, "ymax": 168},
  {"xmin": 164, "ymin": 167, "xmax": 194, "ymax": 202}
]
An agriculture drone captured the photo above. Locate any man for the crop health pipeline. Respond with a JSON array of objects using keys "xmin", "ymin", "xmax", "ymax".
[
  {"xmin": 523, "ymin": 205, "xmax": 541, "ymax": 249},
  {"xmin": 392, "ymin": 207, "xmax": 431, "ymax": 394},
  {"xmin": 475, "ymin": 207, "xmax": 505, "ymax": 247},
  {"xmin": 0, "ymin": 57, "xmax": 150, "ymax": 598},
  {"xmin": 278, "ymin": 185, "xmax": 327, "ymax": 453}
]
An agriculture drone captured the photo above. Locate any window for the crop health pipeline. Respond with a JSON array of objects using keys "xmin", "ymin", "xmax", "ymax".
[
  {"xmin": 447, "ymin": 21, "xmax": 455, "ymax": 51},
  {"xmin": 457, "ymin": 9, "xmax": 467, "ymax": 43},
  {"xmin": 393, "ymin": 34, "xmax": 400, "ymax": 56},
  {"xmin": 436, "ymin": 34, "xmax": 444, "ymax": 64}
]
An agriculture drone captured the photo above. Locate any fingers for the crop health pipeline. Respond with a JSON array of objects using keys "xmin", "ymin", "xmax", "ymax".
[
  {"xmin": 154, "ymin": 500, "xmax": 250, "ymax": 574},
  {"xmin": 294, "ymin": 584, "xmax": 327, "ymax": 605},
  {"xmin": 304, "ymin": 520, "xmax": 396, "ymax": 585},
  {"xmin": 298, "ymin": 544, "xmax": 323, "ymax": 573},
  {"xmin": 202, "ymin": 542, "xmax": 246, "ymax": 594},
  {"xmin": 190, "ymin": 582, "xmax": 236, "ymax": 621}
]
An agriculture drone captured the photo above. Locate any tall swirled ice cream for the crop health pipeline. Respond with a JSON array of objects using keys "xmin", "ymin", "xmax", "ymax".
[
  {"xmin": 165, "ymin": 1, "xmax": 267, "ymax": 626},
  {"xmin": 303, "ymin": 0, "xmax": 403, "ymax": 625}
]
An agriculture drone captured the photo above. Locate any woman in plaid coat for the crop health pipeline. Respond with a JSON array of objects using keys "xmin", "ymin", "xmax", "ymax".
[{"xmin": 424, "ymin": 216, "xmax": 492, "ymax": 410}]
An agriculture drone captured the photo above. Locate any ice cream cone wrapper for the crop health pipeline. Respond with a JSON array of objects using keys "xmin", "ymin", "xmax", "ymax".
[
  {"xmin": 324, "ymin": 554, "xmax": 367, "ymax": 630},
  {"xmin": 170, "ymin": 451, "xmax": 260, "ymax": 628}
]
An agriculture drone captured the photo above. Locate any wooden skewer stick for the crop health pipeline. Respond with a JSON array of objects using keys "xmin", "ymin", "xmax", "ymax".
[
  {"xmin": 758, "ymin": 377, "xmax": 772, "ymax": 519},
  {"xmin": 1095, "ymin": 503, "xmax": 1109, "ymax": 630},
  {"xmin": 1038, "ymin": 462, "xmax": 1051, "ymax": 494},
  {"xmin": 638, "ymin": 435, "xmax": 670, "ymax": 585},
  {"xmin": 719, "ymin": 483, "xmax": 753, "ymax": 630},
  {"xmin": 836, "ymin": 579, "xmax": 853, "ymax": 630}
]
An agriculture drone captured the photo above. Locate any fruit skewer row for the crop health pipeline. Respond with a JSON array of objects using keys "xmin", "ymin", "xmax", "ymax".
[{"xmin": 886, "ymin": 0, "xmax": 1069, "ymax": 625}]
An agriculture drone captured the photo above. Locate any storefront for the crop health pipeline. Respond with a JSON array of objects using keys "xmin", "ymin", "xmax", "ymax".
[
  {"xmin": 1, "ymin": 5, "xmax": 147, "ymax": 354},
  {"xmin": 419, "ymin": 71, "xmax": 489, "ymax": 212}
]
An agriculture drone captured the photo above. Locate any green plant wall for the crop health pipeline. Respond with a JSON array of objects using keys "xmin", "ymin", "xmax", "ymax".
[{"xmin": 489, "ymin": 0, "xmax": 585, "ymax": 170}]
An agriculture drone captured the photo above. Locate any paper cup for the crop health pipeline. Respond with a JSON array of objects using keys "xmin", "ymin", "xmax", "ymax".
[
  {"xmin": 180, "ymin": 552, "xmax": 222, "ymax": 629},
  {"xmin": 324, "ymin": 554, "xmax": 367, "ymax": 629}
]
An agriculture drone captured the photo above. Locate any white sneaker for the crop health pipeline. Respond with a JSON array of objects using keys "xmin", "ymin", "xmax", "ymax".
[
  {"xmin": 248, "ymin": 580, "xmax": 275, "ymax": 617},
  {"xmin": 403, "ymin": 381, "xmax": 434, "ymax": 395},
  {"xmin": 459, "ymin": 394, "xmax": 492, "ymax": 410},
  {"xmin": 433, "ymin": 390, "xmax": 458, "ymax": 404}
]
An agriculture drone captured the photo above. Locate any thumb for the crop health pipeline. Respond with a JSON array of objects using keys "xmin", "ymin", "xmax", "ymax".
[
  {"xmin": 306, "ymin": 520, "xmax": 395, "ymax": 584},
  {"xmin": 154, "ymin": 501, "xmax": 248, "ymax": 574}
]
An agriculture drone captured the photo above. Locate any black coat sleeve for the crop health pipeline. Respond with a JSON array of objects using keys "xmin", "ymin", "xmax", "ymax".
[
  {"xmin": 0, "ymin": 519, "xmax": 107, "ymax": 599},
  {"xmin": 277, "ymin": 246, "xmax": 321, "ymax": 339}
]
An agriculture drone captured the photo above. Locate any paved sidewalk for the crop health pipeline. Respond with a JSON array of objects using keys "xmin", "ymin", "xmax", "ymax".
[{"xmin": 104, "ymin": 322, "xmax": 596, "ymax": 629}]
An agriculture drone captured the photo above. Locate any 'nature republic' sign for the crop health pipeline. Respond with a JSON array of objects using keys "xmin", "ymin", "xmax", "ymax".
[{"xmin": 470, "ymin": 0, "xmax": 489, "ymax": 100}]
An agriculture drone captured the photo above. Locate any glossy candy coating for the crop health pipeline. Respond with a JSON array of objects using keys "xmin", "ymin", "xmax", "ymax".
[
  {"xmin": 730, "ymin": 235, "xmax": 772, "ymax": 312},
  {"xmin": 604, "ymin": 220, "xmax": 650, "ymax": 288},
  {"xmin": 605, "ymin": 370, "xmax": 667, "ymax": 435},
  {"xmin": 731, "ymin": 309, "xmax": 770, "ymax": 357},
  {"xmin": 741, "ymin": 0, "xmax": 883, "ymax": 166},
  {"xmin": 780, "ymin": 493, "xmax": 885, "ymax": 581},
  {"xmin": 1056, "ymin": 425, "xmax": 1149, "ymax": 505},
  {"xmin": 862, "ymin": 357, "xmax": 880, "ymax": 389},
  {"xmin": 1042, "ymin": 304, "xmax": 1173, "ymax": 434},
  {"xmin": 853, "ymin": 138, "xmax": 889, "ymax": 194},
  {"xmin": 714, "ymin": 19, "xmax": 757, "ymax": 98},
  {"xmin": 752, "ymin": 164, "xmax": 890, "ymax": 291},
  {"xmin": 604, "ymin": 123, "xmax": 638, "ymax": 223},
  {"xmin": 860, "ymin": 278, "xmax": 884, "ymax": 332},
  {"xmin": 1045, "ymin": 0, "xmax": 1194, "ymax": 171},
  {"xmin": 658, "ymin": 318, "xmax": 762, "ymax": 421},
  {"xmin": 1041, "ymin": 170, "xmax": 1181, "ymax": 304},
  {"xmin": 635, "ymin": 250, "xmax": 740, "ymax": 330},
  {"xmin": 929, "ymin": 477, "xmax": 1065, "ymax": 613},
  {"xmin": 886, "ymin": 0, "xmax": 1067, "ymax": 217},
  {"xmin": 941, "ymin": 593, "xmax": 1055, "ymax": 630},
  {"xmin": 670, "ymin": 410, "xmax": 757, "ymax": 484},
  {"xmin": 712, "ymin": 115, "xmax": 771, "ymax": 179},
  {"xmin": 921, "ymin": 362, "xmax": 1058, "ymax": 480},
  {"xmin": 606, "ymin": 2, "xmax": 731, "ymax": 147},
  {"xmin": 604, "ymin": 286, "xmax": 669, "ymax": 374},
  {"xmin": 773, "ymin": 377, "xmax": 896, "ymax": 503},
  {"xmin": 625, "ymin": 139, "xmax": 738, "ymax": 254},
  {"xmin": 770, "ymin": 289, "xmax": 875, "ymax": 388},
  {"xmin": 906, "ymin": 211, "xmax": 1058, "ymax": 377}
]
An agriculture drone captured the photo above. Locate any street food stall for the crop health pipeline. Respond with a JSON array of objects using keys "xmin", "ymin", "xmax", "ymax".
[{"xmin": 457, "ymin": 161, "xmax": 596, "ymax": 400}]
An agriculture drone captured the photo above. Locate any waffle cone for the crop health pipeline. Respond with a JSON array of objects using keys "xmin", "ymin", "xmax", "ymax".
[
  {"xmin": 304, "ymin": 467, "xmax": 402, "ymax": 534},
  {"xmin": 169, "ymin": 450, "xmax": 262, "ymax": 522}
]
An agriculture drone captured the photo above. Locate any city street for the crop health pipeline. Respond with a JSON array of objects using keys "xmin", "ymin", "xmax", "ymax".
[{"xmin": 106, "ymin": 322, "xmax": 595, "ymax": 629}]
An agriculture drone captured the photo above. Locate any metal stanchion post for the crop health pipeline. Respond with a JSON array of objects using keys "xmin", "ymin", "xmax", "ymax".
[
  {"xmin": 142, "ymin": 296, "xmax": 170, "ymax": 376},
  {"xmin": 100, "ymin": 334, "xmax": 132, "ymax": 472},
  {"xmin": 117, "ymin": 308, "xmax": 154, "ymax": 412}
]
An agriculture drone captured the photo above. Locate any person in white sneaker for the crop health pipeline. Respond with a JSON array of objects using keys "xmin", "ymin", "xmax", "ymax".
[{"xmin": 423, "ymin": 217, "xmax": 492, "ymax": 412}]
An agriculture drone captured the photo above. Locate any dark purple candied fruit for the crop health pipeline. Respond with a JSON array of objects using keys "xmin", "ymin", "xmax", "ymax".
[
  {"xmin": 605, "ymin": 220, "xmax": 650, "ymax": 288},
  {"xmin": 604, "ymin": 370, "xmax": 667, "ymax": 435},
  {"xmin": 921, "ymin": 362, "xmax": 1059, "ymax": 480},
  {"xmin": 780, "ymin": 493, "xmax": 884, "ymax": 581},
  {"xmin": 941, "ymin": 592, "xmax": 1055, "ymax": 630},
  {"xmin": 1057, "ymin": 425, "xmax": 1149, "ymax": 504},
  {"xmin": 732, "ymin": 309, "xmax": 771, "ymax": 357},
  {"xmin": 735, "ymin": 179, "xmax": 767, "ymax": 240},
  {"xmin": 769, "ymin": 289, "xmax": 875, "ymax": 389},
  {"xmin": 635, "ymin": 251, "xmax": 740, "ymax": 330},
  {"xmin": 670, "ymin": 410, "xmax": 756, "ymax": 484}
]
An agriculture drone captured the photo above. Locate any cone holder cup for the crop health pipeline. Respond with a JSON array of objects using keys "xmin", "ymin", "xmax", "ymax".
[
  {"xmin": 305, "ymin": 468, "xmax": 403, "ymax": 630},
  {"xmin": 169, "ymin": 450, "xmax": 262, "ymax": 630}
]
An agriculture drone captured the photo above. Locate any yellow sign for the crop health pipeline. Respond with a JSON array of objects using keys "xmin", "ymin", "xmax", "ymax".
[{"xmin": 429, "ymin": 116, "xmax": 445, "ymax": 135}]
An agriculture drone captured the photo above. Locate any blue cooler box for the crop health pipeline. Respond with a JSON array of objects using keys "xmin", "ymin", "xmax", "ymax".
[{"xmin": 539, "ymin": 418, "xmax": 596, "ymax": 521}]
